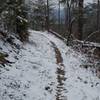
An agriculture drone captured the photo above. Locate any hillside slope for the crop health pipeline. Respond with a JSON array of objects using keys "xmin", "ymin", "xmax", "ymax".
[{"xmin": 0, "ymin": 30, "xmax": 100, "ymax": 100}]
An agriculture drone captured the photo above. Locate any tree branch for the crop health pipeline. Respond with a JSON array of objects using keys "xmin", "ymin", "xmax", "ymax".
[{"xmin": 84, "ymin": 30, "xmax": 100, "ymax": 43}]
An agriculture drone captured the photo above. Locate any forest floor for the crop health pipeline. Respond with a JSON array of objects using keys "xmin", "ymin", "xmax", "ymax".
[{"xmin": 0, "ymin": 30, "xmax": 100, "ymax": 100}]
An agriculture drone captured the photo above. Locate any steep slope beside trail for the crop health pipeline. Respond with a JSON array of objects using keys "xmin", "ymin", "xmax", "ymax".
[{"xmin": 0, "ymin": 30, "xmax": 100, "ymax": 100}]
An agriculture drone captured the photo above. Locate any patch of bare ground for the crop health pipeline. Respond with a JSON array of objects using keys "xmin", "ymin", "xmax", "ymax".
[{"xmin": 50, "ymin": 41, "xmax": 67, "ymax": 100}]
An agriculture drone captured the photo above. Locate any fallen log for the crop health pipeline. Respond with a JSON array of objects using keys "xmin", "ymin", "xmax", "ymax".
[{"xmin": 49, "ymin": 29, "xmax": 67, "ymax": 42}]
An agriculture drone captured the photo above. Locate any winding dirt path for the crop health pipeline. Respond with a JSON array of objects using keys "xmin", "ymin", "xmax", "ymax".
[
  {"xmin": 40, "ymin": 33, "xmax": 67, "ymax": 99},
  {"xmin": 50, "ymin": 41, "xmax": 67, "ymax": 100}
]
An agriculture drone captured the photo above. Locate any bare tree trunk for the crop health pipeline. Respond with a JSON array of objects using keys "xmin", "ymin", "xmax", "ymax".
[
  {"xmin": 97, "ymin": 0, "xmax": 100, "ymax": 30},
  {"xmin": 63, "ymin": 0, "xmax": 74, "ymax": 45},
  {"xmin": 78, "ymin": 0, "xmax": 84, "ymax": 40},
  {"xmin": 46, "ymin": 0, "xmax": 49, "ymax": 31},
  {"xmin": 58, "ymin": 0, "xmax": 61, "ymax": 33},
  {"xmin": 64, "ymin": 7, "xmax": 68, "ymax": 31}
]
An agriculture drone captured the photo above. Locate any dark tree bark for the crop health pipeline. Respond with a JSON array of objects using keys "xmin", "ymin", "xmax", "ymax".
[
  {"xmin": 58, "ymin": 0, "xmax": 61, "ymax": 32},
  {"xmin": 97, "ymin": 0, "xmax": 100, "ymax": 30},
  {"xmin": 78, "ymin": 0, "xmax": 84, "ymax": 40},
  {"xmin": 46, "ymin": 0, "xmax": 50, "ymax": 31}
]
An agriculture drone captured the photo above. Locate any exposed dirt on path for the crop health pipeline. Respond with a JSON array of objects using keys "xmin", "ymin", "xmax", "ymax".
[
  {"xmin": 39, "ymin": 33, "xmax": 67, "ymax": 99},
  {"xmin": 50, "ymin": 41, "xmax": 67, "ymax": 100}
]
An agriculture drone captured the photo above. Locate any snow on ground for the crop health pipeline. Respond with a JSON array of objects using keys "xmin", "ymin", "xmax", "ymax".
[{"xmin": 0, "ymin": 30, "xmax": 100, "ymax": 100}]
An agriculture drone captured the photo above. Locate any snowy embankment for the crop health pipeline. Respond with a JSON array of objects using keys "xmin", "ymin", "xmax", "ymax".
[{"xmin": 0, "ymin": 30, "xmax": 100, "ymax": 100}]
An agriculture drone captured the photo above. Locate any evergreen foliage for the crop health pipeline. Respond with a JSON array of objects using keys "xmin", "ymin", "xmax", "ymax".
[{"xmin": 0, "ymin": 0, "xmax": 29, "ymax": 42}]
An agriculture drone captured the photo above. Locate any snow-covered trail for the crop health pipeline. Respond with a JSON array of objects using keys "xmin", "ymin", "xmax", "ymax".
[
  {"xmin": 0, "ymin": 30, "xmax": 100, "ymax": 100},
  {"xmin": 37, "ymin": 30, "xmax": 100, "ymax": 100}
]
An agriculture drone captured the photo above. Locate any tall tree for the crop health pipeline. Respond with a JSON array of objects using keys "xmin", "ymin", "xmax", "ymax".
[
  {"xmin": 46, "ymin": 0, "xmax": 50, "ymax": 31},
  {"xmin": 60, "ymin": 0, "xmax": 77, "ymax": 45},
  {"xmin": 78, "ymin": 0, "xmax": 84, "ymax": 40},
  {"xmin": 97, "ymin": 0, "xmax": 100, "ymax": 30},
  {"xmin": 58, "ymin": 0, "xmax": 61, "ymax": 32},
  {"xmin": 0, "ymin": 0, "xmax": 29, "ymax": 41},
  {"xmin": 14, "ymin": 0, "xmax": 28, "ymax": 41}
]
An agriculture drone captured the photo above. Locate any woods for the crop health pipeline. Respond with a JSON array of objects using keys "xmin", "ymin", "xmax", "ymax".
[
  {"xmin": 0, "ymin": 0, "xmax": 100, "ymax": 44},
  {"xmin": 0, "ymin": 0, "xmax": 28, "ymax": 41},
  {"xmin": 11, "ymin": 0, "xmax": 100, "ymax": 65},
  {"xmin": 0, "ymin": 0, "xmax": 100, "ymax": 50}
]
